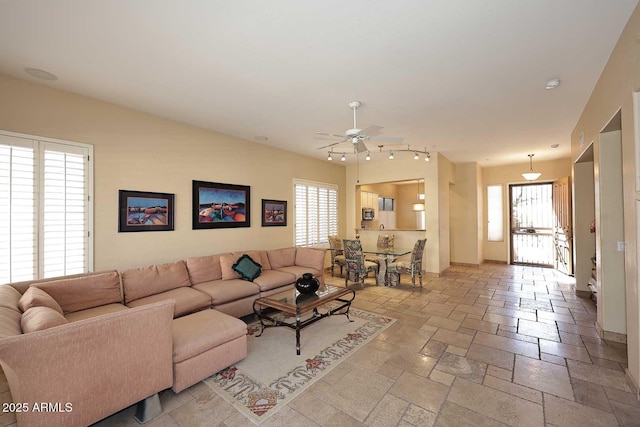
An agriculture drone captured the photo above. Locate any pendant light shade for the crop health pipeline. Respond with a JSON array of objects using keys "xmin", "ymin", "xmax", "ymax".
[
  {"xmin": 522, "ymin": 154, "xmax": 542, "ymax": 181},
  {"xmin": 413, "ymin": 179, "xmax": 425, "ymax": 211}
]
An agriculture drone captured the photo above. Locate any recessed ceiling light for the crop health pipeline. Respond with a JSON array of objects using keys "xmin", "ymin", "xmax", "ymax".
[
  {"xmin": 24, "ymin": 68, "xmax": 58, "ymax": 81},
  {"xmin": 545, "ymin": 79, "xmax": 561, "ymax": 90},
  {"xmin": 254, "ymin": 136, "xmax": 268, "ymax": 141},
  {"xmin": 551, "ymin": 143, "xmax": 560, "ymax": 148}
]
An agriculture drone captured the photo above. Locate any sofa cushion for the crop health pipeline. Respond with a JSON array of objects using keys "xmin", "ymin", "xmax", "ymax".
[
  {"xmin": 172, "ymin": 309, "xmax": 247, "ymax": 364},
  {"xmin": 122, "ymin": 261, "xmax": 191, "ymax": 303},
  {"xmin": 18, "ymin": 286, "xmax": 64, "ymax": 315},
  {"xmin": 275, "ymin": 266, "xmax": 322, "ymax": 282},
  {"xmin": 21, "ymin": 306, "xmax": 68, "ymax": 333},
  {"xmin": 0, "ymin": 285, "xmax": 22, "ymax": 313},
  {"xmin": 295, "ymin": 247, "xmax": 326, "ymax": 270},
  {"xmin": 255, "ymin": 250, "xmax": 272, "ymax": 271},
  {"xmin": 267, "ymin": 248, "xmax": 296, "ymax": 269},
  {"xmin": 233, "ymin": 254, "xmax": 262, "ymax": 281},
  {"xmin": 0, "ymin": 307, "xmax": 22, "ymax": 339},
  {"xmin": 219, "ymin": 253, "xmax": 242, "ymax": 280},
  {"xmin": 252, "ymin": 270, "xmax": 296, "ymax": 292},
  {"xmin": 33, "ymin": 271, "xmax": 122, "ymax": 314},
  {"xmin": 64, "ymin": 303, "xmax": 130, "ymax": 323},
  {"xmin": 186, "ymin": 254, "xmax": 222, "ymax": 284},
  {"xmin": 192, "ymin": 279, "xmax": 260, "ymax": 305},
  {"xmin": 126, "ymin": 287, "xmax": 211, "ymax": 318}
]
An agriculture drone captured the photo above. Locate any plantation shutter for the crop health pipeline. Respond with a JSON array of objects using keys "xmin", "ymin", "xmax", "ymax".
[
  {"xmin": 41, "ymin": 142, "xmax": 89, "ymax": 278},
  {"xmin": 294, "ymin": 179, "xmax": 338, "ymax": 247},
  {"xmin": 0, "ymin": 132, "xmax": 92, "ymax": 283},
  {"xmin": 0, "ymin": 136, "xmax": 37, "ymax": 283}
]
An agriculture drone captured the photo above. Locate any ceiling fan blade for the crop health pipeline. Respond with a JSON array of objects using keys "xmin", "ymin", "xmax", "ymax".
[
  {"xmin": 356, "ymin": 141, "xmax": 368, "ymax": 153},
  {"xmin": 360, "ymin": 125, "xmax": 383, "ymax": 135},
  {"xmin": 368, "ymin": 136, "xmax": 405, "ymax": 144},
  {"xmin": 315, "ymin": 131, "xmax": 345, "ymax": 139},
  {"xmin": 317, "ymin": 137, "xmax": 349, "ymax": 149}
]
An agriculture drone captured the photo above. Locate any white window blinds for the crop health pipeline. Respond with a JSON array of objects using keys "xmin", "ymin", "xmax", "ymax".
[
  {"xmin": 294, "ymin": 180, "xmax": 338, "ymax": 247},
  {"xmin": 487, "ymin": 184, "xmax": 504, "ymax": 242},
  {"xmin": 0, "ymin": 132, "xmax": 93, "ymax": 283}
]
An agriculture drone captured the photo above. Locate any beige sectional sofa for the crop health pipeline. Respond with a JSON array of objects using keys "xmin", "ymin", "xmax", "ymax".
[{"xmin": 0, "ymin": 246, "xmax": 325, "ymax": 427}]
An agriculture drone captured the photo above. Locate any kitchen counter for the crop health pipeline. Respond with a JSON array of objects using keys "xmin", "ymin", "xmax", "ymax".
[{"xmin": 356, "ymin": 228, "xmax": 425, "ymax": 232}]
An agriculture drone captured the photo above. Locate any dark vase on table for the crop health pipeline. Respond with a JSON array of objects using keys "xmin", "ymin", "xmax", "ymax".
[{"xmin": 295, "ymin": 273, "xmax": 320, "ymax": 294}]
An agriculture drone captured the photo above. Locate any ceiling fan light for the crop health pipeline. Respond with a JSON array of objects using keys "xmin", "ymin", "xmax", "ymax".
[
  {"xmin": 389, "ymin": 151, "xmax": 394, "ymax": 160},
  {"xmin": 365, "ymin": 152, "xmax": 371, "ymax": 161},
  {"xmin": 414, "ymin": 152, "xmax": 419, "ymax": 160},
  {"xmin": 341, "ymin": 153, "xmax": 346, "ymax": 162},
  {"xmin": 327, "ymin": 151, "xmax": 332, "ymax": 161}
]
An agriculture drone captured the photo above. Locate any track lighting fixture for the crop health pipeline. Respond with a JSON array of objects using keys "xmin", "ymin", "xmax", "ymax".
[{"xmin": 325, "ymin": 146, "xmax": 433, "ymax": 163}]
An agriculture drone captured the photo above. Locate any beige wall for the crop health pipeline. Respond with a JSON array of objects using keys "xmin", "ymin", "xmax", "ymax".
[
  {"xmin": 482, "ymin": 158, "xmax": 572, "ymax": 262},
  {"xmin": 570, "ymin": 2, "xmax": 640, "ymax": 392},
  {"xmin": 450, "ymin": 163, "xmax": 483, "ymax": 266},
  {"xmin": 0, "ymin": 73, "xmax": 346, "ymax": 271}
]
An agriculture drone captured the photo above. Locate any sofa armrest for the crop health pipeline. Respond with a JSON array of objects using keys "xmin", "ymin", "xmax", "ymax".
[{"xmin": 0, "ymin": 300, "xmax": 175, "ymax": 427}]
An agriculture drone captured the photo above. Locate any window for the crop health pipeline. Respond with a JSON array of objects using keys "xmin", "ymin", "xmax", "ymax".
[
  {"xmin": 0, "ymin": 132, "xmax": 93, "ymax": 283},
  {"xmin": 487, "ymin": 184, "xmax": 504, "ymax": 242},
  {"xmin": 294, "ymin": 179, "xmax": 338, "ymax": 247},
  {"xmin": 378, "ymin": 197, "xmax": 394, "ymax": 211}
]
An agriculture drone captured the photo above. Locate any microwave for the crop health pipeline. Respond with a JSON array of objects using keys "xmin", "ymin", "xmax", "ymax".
[{"xmin": 362, "ymin": 208, "xmax": 375, "ymax": 221}]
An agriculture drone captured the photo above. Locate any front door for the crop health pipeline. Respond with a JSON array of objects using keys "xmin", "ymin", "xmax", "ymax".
[
  {"xmin": 553, "ymin": 176, "xmax": 573, "ymax": 275},
  {"xmin": 510, "ymin": 183, "xmax": 554, "ymax": 266}
]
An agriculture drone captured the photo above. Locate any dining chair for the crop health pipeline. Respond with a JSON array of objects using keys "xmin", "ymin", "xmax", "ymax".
[
  {"xmin": 328, "ymin": 235, "xmax": 346, "ymax": 276},
  {"xmin": 342, "ymin": 239, "xmax": 378, "ymax": 288},
  {"xmin": 377, "ymin": 234, "xmax": 394, "ymax": 249},
  {"xmin": 387, "ymin": 238, "xmax": 427, "ymax": 288},
  {"xmin": 366, "ymin": 234, "xmax": 395, "ymax": 264}
]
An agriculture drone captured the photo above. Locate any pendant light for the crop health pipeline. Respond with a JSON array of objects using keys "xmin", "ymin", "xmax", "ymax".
[
  {"xmin": 522, "ymin": 154, "xmax": 542, "ymax": 181},
  {"xmin": 412, "ymin": 179, "xmax": 425, "ymax": 211}
]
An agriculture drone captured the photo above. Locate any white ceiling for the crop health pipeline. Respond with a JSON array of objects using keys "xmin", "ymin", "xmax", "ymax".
[{"xmin": 0, "ymin": 0, "xmax": 637, "ymax": 166}]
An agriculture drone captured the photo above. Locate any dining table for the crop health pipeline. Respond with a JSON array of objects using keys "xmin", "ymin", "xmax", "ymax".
[{"xmin": 361, "ymin": 246, "xmax": 412, "ymax": 286}]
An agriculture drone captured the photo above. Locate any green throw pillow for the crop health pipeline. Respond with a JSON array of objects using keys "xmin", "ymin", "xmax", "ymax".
[{"xmin": 232, "ymin": 254, "xmax": 262, "ymax": 281}]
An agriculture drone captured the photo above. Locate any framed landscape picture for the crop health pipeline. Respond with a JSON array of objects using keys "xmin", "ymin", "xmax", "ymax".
[
  {"xmin": 192, "ymin": 180, "xmax": 251, "ymax": 229},
  {"xmin": 118, "ymin": 190, "xmax": 175, "ymax": 232},
  {"xmin": 262, "ymin": 199, "xmax": 287, "ymax": 226}
]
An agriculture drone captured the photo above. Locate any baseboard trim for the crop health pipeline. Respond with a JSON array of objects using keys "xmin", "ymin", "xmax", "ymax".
[
  {"xmin": 483, "ymin": 259, "xmax": 508, "ymax": 265},
  {"xmin": 625, "ymin": 369, "xmax": 640, "ymax": 401},
  {"xmin": 595, "ymin": 321, "xmax": 627, "ymax": 344},
  {"xmin": 450, "ymin": 262, "xmax": 480, "ymax": 268}
]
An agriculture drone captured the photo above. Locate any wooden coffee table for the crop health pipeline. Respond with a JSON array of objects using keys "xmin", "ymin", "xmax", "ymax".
[{"xmin": 252, "ymin": 284, "xmax": 356, "ymax": 355}]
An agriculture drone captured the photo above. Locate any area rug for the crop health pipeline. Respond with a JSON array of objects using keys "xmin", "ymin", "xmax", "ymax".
[{"xmin": 204, "ymin": 305, "xmax": 396, "ymax": 424}]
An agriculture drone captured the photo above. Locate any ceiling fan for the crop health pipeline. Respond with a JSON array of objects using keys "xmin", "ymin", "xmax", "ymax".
[{"xmin": 316, "ymin": 101, "xmax": 404, "ymax": 153}]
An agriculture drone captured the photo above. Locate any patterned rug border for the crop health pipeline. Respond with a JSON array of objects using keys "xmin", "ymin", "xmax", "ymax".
[{"xmin": 204, "ymin": 306, "xmax": 396, "ymax": 424}]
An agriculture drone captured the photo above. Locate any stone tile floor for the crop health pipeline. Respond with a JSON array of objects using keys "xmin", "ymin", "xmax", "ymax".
[{"xmin": 90, "ymin": 264, "xmax": 640, "ymax": 425}]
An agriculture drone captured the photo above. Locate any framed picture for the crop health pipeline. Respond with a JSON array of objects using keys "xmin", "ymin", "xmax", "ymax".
[
  {"xmin": 262, "ymin": 199, "xmax": 287, "ymax": 226},
  {"xmin": 192, "ymin": 180, "xmax": 251, "ymax": 229},
  {"xmin": 118, "ymin": 190, "xmax": 175, "ymax": 232}
]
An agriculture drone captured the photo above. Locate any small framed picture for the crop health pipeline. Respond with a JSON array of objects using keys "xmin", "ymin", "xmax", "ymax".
[
  {"xmin": 262, "ymin": 199, "xmax": 287, "ymax": 227},
  {"xmin": 193, "ymin": 180, "xmax": 251, "ymax": 229},
  {"xmin": 118, "ymin": 190, "xmax": 175, "ymax": 232}
]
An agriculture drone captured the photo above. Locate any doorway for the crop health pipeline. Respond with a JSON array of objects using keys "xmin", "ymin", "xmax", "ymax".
[{"xmin": 510, "ymin": 183, "xmax": 554, "ymax": 266}]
